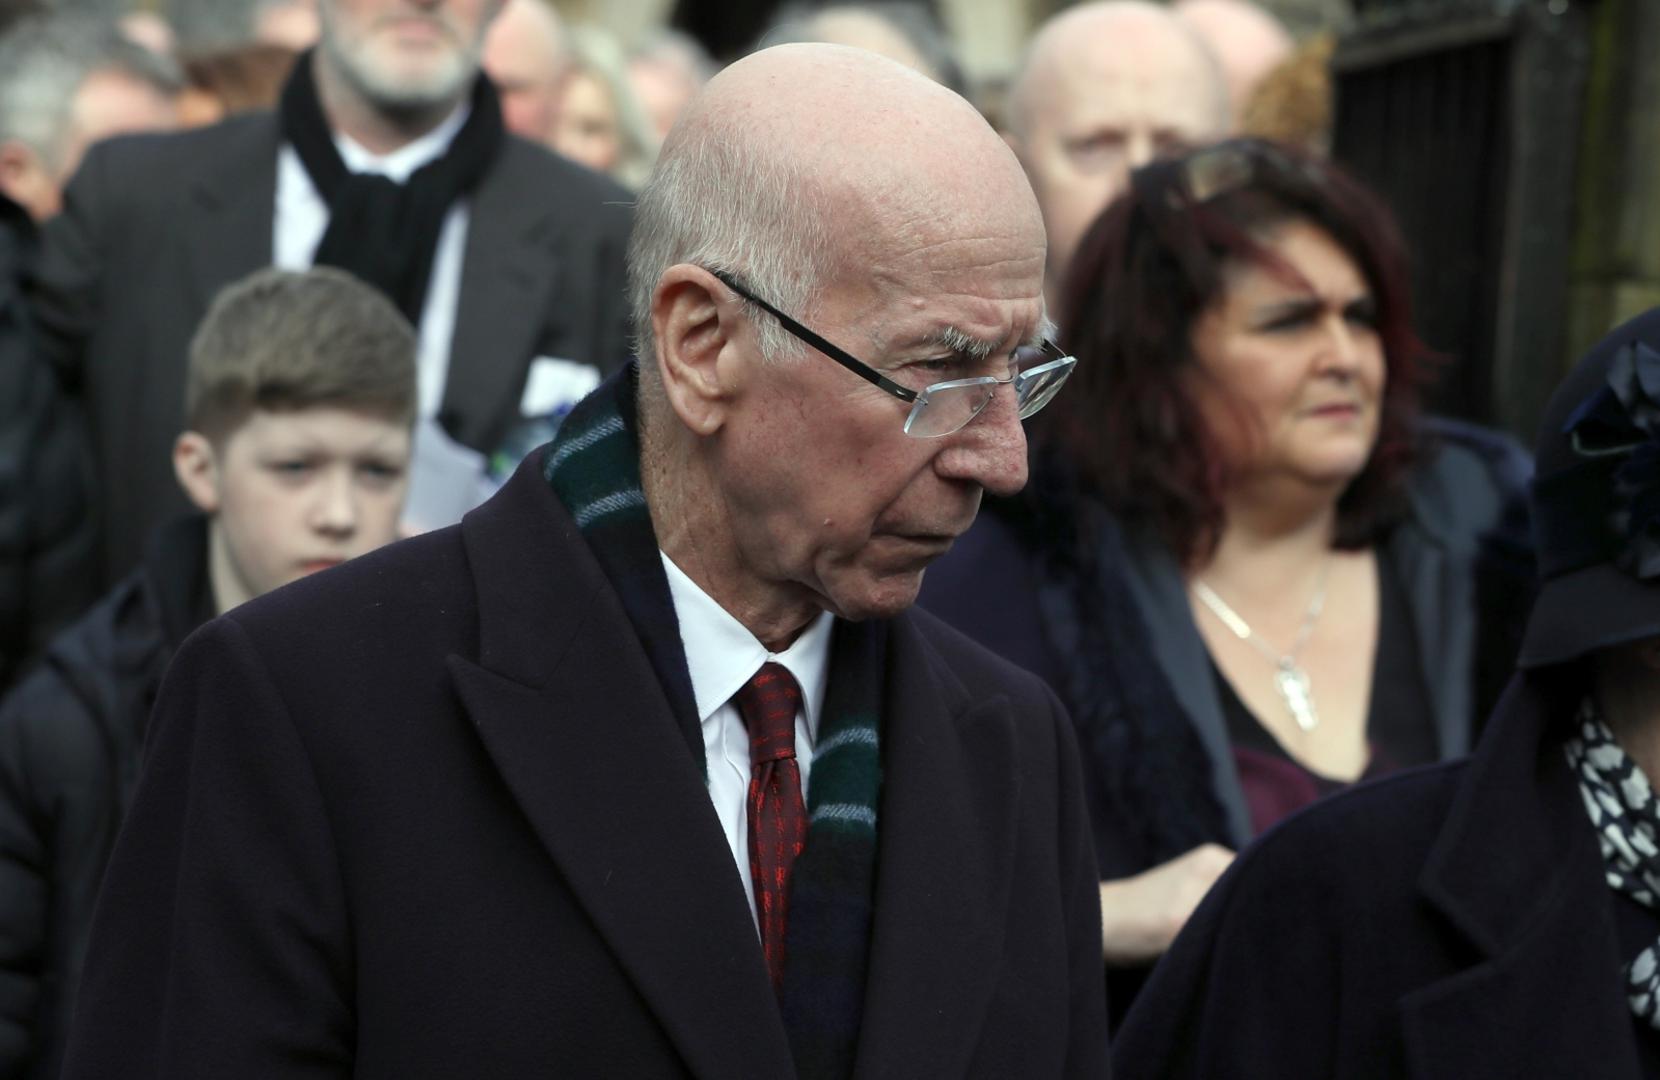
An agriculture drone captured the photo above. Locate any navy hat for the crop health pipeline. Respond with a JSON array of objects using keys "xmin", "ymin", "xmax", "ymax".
[{"xmin": 1521, "ymin": 307, "xmax": 1660, "ymax": 668}]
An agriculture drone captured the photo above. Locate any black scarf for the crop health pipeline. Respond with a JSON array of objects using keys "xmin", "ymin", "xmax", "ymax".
[{"xmin": 278, "ymin": 48, "xmax": 504, "ymax": 325}]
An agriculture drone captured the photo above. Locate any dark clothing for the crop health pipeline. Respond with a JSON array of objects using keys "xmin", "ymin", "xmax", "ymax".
[
  {"xmin": 0, "ymin": 193, "xmax": 98, "ymax": 688},
  {"xmin": 0, "ymin": 516, "xmax": 211, "ymax": 1079},
  {"xmin": 1217, "ymin": 555, "xmax": 1440, "ymax": 835},
  {"xmin": 61, "ymin": 454, "xmax": 1110, "ymax": 1079},
  {"xmin": 1111, "ymin": 663, "xmax": 1653, "ymax": 1079},
  {"xmin": 923, "ymin": 423, "xmax": 1534, "ymax": 876},
  {"xmin": 920, "ymin": 422, "xmax": 1534, "ymax": 1021},
  {"xmin": 24, "ymin": 110, "xmax": 634, "ymax": 591}
]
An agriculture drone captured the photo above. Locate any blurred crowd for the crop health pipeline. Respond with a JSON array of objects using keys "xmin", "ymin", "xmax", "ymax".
[{"xmin": 4, "ymin": 0, "xmax": 1630, "ymax": 1076}]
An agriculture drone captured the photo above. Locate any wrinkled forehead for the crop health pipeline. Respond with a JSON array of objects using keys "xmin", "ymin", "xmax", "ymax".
[{"xmin": 828, "ymin": 202, "xmax": 1050, "ymax": 355}]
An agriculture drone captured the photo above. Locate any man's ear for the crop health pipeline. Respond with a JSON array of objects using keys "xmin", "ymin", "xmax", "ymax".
[
  {"xmin": 650, "ymin": 264, "xmax": 743, "ymax": 437},
  {"xmin": 172, "ymin": 431, "xmax": 222, "ymax": 514}
]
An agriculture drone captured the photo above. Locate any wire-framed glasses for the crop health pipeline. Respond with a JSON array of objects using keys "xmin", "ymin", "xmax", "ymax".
[{"xmin": 711, "ymin": 270, "xmax": 1077, "ymax": 438}]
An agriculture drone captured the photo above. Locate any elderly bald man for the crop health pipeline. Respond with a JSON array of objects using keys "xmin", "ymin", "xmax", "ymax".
[
  {"xmin": 1006, "ymin": 0, "xmax": 1227, "ymax": 308},
  {"xmin": 59, "ymin": 43, "xmax": 1108, "ymax": 1080},
  {"xmin": 482, "ymin": 0, "xmax": 566, "ymax": 147},
  {"xmin": 1175, "ymin": 0, "xmax": 1294, "ymax": 130}
]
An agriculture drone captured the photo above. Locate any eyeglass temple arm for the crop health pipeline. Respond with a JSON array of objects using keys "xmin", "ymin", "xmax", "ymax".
[{"xmin": 709, "ymin": 271, "xmax": 919, "ymax": 403}]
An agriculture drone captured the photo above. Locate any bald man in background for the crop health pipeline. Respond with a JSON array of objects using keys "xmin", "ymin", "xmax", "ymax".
[
  {"xmin": 1005, "ymin": 0, "xmax": 1227, "ymax": 310},
  {"xmin": 1175, "ymin": 0, "xmax": 1294, "ymax": 130},
  {"xmin": 481, "ymin": 0, "xmax": 567, "ymax": 148},
  {"xmin": 60, "ymin": 42, "xmax": 1107, "ymax": 1080}
]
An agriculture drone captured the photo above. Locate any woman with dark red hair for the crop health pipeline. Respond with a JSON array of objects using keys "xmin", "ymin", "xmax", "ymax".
[{"xmin": 919, "ymin": 138, "xmax": 1534, "ymax": 1014}]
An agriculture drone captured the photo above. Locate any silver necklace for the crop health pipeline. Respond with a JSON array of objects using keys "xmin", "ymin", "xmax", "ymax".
[{"xmin": 1191, "ymin": 560, "xmax": 1331, "ymax": 733}]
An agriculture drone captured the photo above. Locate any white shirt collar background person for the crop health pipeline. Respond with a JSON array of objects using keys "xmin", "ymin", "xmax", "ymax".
[{"xmin": 662, "ymin": 551, "xmax": 833, "ymax": 928}]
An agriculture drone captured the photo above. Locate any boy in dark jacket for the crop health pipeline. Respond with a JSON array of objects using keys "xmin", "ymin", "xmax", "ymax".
[{"xmin": 0, "ymin": 266, "xmax": 417, "ymax": 1079}]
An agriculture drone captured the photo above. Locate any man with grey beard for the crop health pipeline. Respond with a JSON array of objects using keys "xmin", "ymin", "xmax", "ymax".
[{"xmin": 22, "ymin": 0, "xmax": 634, "ymax": 602}]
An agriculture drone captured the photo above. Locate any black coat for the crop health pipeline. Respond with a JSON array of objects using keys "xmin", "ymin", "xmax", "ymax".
[
  {"xmin": 1111, "ymin": 662, "xmax": 1657, "ymax": 1078},
  {"xmin": 61, "ymin": 455, "xmax": 1110, "ymax": 1079},
  {"xmin": 0, "ymin": 516, "xmax": 211, "ymax": 1079},
  {"xmin": 0, "ymin": 192, "xmax": 98, "ymax": 687},
  {"xmin": 24, "ymin": 111, "xmax": 634, "ymax": 591}
]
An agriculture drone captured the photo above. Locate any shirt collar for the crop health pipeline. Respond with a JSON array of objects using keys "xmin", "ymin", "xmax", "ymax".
[
  {"xmin": 660, "ymin": 551, "xmax": 834, "ymax": 745},
  {"xmin": 333, "ymin": 100, "xmax": 470, "ymax": 183}
]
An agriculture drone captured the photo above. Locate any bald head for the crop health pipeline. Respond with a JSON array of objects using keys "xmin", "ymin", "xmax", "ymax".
[
  {"xmin": 631, "ymin": 43, "xmax": 1043, "ymax": 372},
  {"xmin": 482, "ymin": 0, "xmax": 566, "ymax": 146},
  {"xmin": 1175, "ymin": 0, "xmax": 1293, "ymax": 128},
  {"xmin": 1007, "ymin": 0, "xmax": 1227, "ymax": 304},
  {"xmin": 634, "ymin": 46, "xmax": 1048, "ymax": 635}
]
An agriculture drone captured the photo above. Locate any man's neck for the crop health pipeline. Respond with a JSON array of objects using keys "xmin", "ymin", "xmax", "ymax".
[
  {"xmin": 312, "ymin": 49, "xmax": 464, "ymax": 156},
  {"xmin": 642, "ymin": 431, "xmax": 820, "ymax": 653}
]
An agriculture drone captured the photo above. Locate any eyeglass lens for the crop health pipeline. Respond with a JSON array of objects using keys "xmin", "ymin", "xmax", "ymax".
[{"xmin": 902, "ymin": 355, "xmax": 1076, "ymax": 438}]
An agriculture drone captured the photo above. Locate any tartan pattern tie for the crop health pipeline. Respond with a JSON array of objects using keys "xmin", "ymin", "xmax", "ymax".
[{"xmin": 734, "ymin": 662, "xmax": 807, "ymax": 988}]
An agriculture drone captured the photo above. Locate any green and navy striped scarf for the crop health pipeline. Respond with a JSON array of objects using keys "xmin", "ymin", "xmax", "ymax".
[{"xmin": 542, "ymin": 365, "xmax": 882, "ymax": 1079}]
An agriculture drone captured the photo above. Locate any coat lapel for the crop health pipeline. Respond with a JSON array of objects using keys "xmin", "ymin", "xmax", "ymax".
[
  {"xmin": 852, "ymin": 616, "xmax": 1018, "ymax": 1078},
  {"xmin": 1386, "ymin": 511, "xmax": 1474, "ymax": 761},
  {"xmin": 1403, "ymin": 671, "xmax": 1640, "ymax": 1079},
  {"xmin": 184, "ymin": 115, "xmax": 277, "ymax": 311},
  {"xmin": 441, "ymin": 143, "xmax": 564, "ymax": 450},
  {"xmin": 447, "ymin": 460, "xmax": 793, "ymax": 1080}
]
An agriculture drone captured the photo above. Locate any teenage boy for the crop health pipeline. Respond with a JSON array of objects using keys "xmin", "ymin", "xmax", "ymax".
[{"xmin": 0, "ymin": 265, "xmax": 417, "ymax": 1080}]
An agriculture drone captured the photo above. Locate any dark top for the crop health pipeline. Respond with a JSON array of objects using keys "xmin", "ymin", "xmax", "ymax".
[
  {"xmin": 0, "ymin": 515, "xmax": 211, "ymax": 1079},
  {"xmin": 58, "ymin": 455, "xmax": 1109, "ymax": 1080},
  {"xmin": 1217, "ymin": 557, "xmax": 1441, "ymax": 835},
  {"xmin": 1111, "ymin": 664, "xmax": 1654, "ymax": 1078}
]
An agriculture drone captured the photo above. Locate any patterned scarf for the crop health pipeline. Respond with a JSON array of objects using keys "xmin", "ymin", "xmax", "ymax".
[
  {"xmin": 542, "ymin": 366, "xmax": 883, "ymax": 1079},
  {"xmin": 1564, "ymin": 699, "xmax": 1660, "ymax": 1029}
]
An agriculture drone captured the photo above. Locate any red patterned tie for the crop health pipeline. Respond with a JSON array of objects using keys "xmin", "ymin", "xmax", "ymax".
[{"xmin": 733, "ymin": 661, "xmax": 807, "ymax": 988}]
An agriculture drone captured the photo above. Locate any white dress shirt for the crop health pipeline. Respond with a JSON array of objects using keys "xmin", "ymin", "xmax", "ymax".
[
  {"xmin": 272, "ymin": 104, "xmax": 471, "ymax": 421},
  {"xmin": 660, "ymin": 552, "xmax": 833, "ymax": 929}
]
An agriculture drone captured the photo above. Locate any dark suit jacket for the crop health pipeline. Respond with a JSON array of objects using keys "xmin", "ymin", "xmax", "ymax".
[
  {"xmin": 60, "ymin": 454, "xmax": 1109, "ymax": 1079},
  {"xmin": 25, "ymin": 111, "xmax": 634, "ymax": 589},
  {"xmin": 1111, "ymin": 664, "xmax": 1651, "ymax": 1078}
]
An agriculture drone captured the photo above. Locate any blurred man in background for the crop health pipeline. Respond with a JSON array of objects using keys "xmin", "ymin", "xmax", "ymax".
[
  {"xmin": 481, "ymin": 0, "xmax": 567, "ymax": 148},
  {"xmin": 1004, "ymin": 0, "xmax": 1227, "ymax": 309},
  {"xmin": 1175, "ymin": 0, "xmax": 1295, "ymax": 131},
  {"xmin": 627, "ymin": 29, "xmax": 713, "ymax": 144},
  {"xmin": 0, "ymin": 14, "xmax": 182, "ymax": 223},
  {"xmin": 0, "ymin": 13, "xmax": 181, "ymax": 686}
]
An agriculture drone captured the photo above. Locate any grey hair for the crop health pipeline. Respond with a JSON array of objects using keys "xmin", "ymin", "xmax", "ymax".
[
  {"xmin": 0, "ymin": 13, "xmax": 182, "ymax": 173},
  {"xmin": 627, "ymin": 114, "xmax": 838, "ymax": 371}
]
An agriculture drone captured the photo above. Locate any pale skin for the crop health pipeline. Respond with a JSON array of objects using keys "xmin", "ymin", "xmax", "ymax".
[
  {"xmin": 1099, "ymin": 218, "xmax": 1388, "ymax": 962},
  {"xmin": 1006, "ymin": 1, "xmax": 1228, "ymax": 310},
  {"xmin": 636, "ymin": 45, "xmax": 1044, "ymax": 653},
  {"xmin": 313, "ymin": 0, "xmax": 504, "ymax": 154},
  {"xmin": 172, "ymin": 408, "xmax": 411, "ymax": 615},
  {"xmin": 1599, "ymin": 641, "xmax": 1660, "ymax": 787}
]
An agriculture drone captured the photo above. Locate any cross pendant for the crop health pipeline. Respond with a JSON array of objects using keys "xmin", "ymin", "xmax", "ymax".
[{"xmin": 1275, "ymin": 662, "xmax": 1319, "ymax": 732}]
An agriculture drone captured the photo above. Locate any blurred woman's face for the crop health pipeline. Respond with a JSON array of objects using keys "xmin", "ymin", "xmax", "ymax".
[
  {"xmin": 1186, "ymin": 218, "xmax": 1385, "ymax": 493},
  {"xmin": 552, "ymin": 70, "xmax": 621, "ymax": 175}
]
